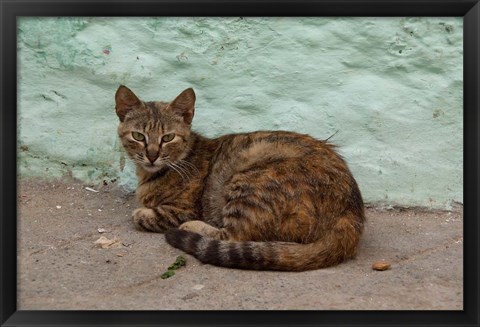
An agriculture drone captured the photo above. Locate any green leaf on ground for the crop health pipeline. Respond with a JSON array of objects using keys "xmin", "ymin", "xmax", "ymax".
[
  {"xmin": 168, "ymin": 255, "xmax": 187, "ymax": 270},
  {"xmin": 161, "ymin": 255, "xmax": 187, "ymax": 279},
  {"xmin": 160, "ymin": 270, "xmax": 175, "ymax": 279}
]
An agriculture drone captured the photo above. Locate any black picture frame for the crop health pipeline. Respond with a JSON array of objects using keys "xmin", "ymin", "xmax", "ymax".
[{"xmin": 1, "ymin": 0, "xmax": 479, "ymax": 326}]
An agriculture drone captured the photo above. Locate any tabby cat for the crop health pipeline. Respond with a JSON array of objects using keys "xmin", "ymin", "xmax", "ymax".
[{"xmin": 115, "ymin": 85, "xmax": 365, "ymax": 271}]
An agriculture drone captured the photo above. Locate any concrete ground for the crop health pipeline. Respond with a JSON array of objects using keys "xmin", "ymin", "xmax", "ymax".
[{"xmin": 17, "ymin": 177, "xmax": 463, "ymax": 310}]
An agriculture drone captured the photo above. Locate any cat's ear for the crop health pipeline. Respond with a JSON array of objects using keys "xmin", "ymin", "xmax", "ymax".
[
  {"xmin": 168, "ymin": 88, "xmax": 196, "ymax": 124},
  {"xmin": 115, "ymin": 85, "xmax": 142, "ymax": 122}
]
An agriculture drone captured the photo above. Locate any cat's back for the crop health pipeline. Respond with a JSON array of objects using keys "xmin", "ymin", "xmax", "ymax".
[
  {"xmin": 212, "ymin": 130, "xmax": 343, "ymax": 174},
  {"xmin": 202, "ymin": 130, "xmax": 359, "ymax": 226}
]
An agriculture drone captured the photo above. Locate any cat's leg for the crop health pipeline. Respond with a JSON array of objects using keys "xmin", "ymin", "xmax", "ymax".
[
  {"xmin": 179, "ymin": 220, "xmax": 226, "ymax": 239},
  {"xmin": 208, "ymin": 173, "xmax": 280, "ymax": 242},
  {"xmin": 178, "ymin": 219, "xmax": 253, "ymax": 242},
  {"xmin": 178, "ymin": 173, "xmax": 280, "ymax": 241},
  {"xmin": 178, "ymin": 215, "xmax": 258, "ymax": 241},
  {"xmin": 133, "ymin": 205, "xmax": 194, "ymax": 232}
]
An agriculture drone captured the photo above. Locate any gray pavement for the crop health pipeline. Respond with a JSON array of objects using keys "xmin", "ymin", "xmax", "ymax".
[{"xmin": 17, "ymin": 178, "xmax": 463, "ymax": 310}]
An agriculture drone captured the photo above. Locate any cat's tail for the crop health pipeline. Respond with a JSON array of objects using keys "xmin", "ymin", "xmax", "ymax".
[{"xmin": 164, "ymin": 215, "xmax": 363, "ymax": 271}]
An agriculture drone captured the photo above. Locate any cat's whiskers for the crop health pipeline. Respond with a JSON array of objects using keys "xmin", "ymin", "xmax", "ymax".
[
  {"xmin": 162, "ymin": 156, "xmax": 195, "ymax": 180},
  {"xmin": 162, "ymin": 156, "xmax": 188, "ymax": 181},
  {"xmin": 131, "ymin": 154, "xmax": 145, "ymax": 165},
  {"xmin": 131, "ymin": 153, "xmax": 145, "ymax": 164},
  {"xmin": 173, "ymin": 162, "xmax": 196, "ymax": 180},
  {"xmin": 155, "ymin": 156, "xmax": 169, "ymax": 165},
  {"xmin": 179, "ymin": 161, "xmax": 198, "ymax": 179},
  {"xmin": 130, "ymin": 153, "xmax": 172, "ymax": 172},
  {"xmin": 166, "ymin": 162, "xmax": 189, "ymax": 182},
  {"xmin": 177, "ymin": 159, "xmax": 199, "ymax": 175}
]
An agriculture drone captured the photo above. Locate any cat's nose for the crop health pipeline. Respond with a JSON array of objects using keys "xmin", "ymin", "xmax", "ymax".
[
  {"xmin": 146, "ymin": 153, "xmax": 158, "ymax": 164},
  {"xmin": 146, "ymin": 146, "xmax": 159, "ymax": 164}
]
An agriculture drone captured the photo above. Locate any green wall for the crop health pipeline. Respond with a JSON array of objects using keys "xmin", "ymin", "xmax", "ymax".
[{"xmin": 18, "ymin": 17, "xmax": 463, "ymax": 209}]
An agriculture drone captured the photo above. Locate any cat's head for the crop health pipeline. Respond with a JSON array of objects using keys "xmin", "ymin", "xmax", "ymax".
[{"xmin": 115, "ymin": 85, "xmax": 195, "ymax": 173}]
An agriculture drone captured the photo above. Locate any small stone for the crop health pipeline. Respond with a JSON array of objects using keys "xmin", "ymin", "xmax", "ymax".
[
  {"xmin": 94, "ymin": 236, "xmax": 122, "ymax": 249},
  {"xmin": 192, "ymin": 284, "xmax": 205, "ymax": 290},
  {"xmin": 372, "ymin": 261, "xmax": 391, "ymax": 271},
  {"xmin": 56, "ymin": 205, "xmax": 61, "ymax": 209}
]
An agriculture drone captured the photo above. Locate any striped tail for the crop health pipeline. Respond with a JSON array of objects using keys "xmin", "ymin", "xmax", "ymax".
[{"xmin": 164, "ymin": 217, "xmax": 362, "ymax": 271}]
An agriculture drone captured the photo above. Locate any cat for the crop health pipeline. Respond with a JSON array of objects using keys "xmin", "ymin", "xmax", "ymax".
[{"xmin": 115, "ymin": 85, "xmax": 365, "ymax": 271}]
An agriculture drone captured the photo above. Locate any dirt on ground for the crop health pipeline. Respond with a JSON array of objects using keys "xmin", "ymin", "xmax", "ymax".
[{"xmin": 17, "ymin": 177, "xmax": 463, "ymax": 310}]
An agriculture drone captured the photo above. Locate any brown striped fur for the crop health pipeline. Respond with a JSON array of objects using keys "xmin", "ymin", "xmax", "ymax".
[{"xmin": 115, "ymin": 85, "xmax": 365, "ymax": 271}]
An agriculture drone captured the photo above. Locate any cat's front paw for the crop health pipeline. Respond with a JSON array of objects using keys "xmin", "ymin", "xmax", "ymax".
[{"xmin": 132, "ymin": 207, "xmax": 163, "ymax": 232}]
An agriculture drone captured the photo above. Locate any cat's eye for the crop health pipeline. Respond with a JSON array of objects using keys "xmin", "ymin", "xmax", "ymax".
[
  {"xmin": 132, "ymin": 132, "xmax": 145, "ymax": 142},
  {"xmin": 162, "ymin": 133, "xmax": 175, "ymax": 142}
]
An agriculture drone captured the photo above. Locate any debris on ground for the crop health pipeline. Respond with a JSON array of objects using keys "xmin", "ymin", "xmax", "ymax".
[
  {"xmin": 94, "ymin": 236, "xmax": 122, "ymax": 249},
  {"xmin": 372, "ymin": 261, "xmax": 391, "ymax": 271},
  {"xmin": 161, "ymin": 255, "xmax": 187, "ymax": 279},
  {"xmin": 97, "ymin": 228, "xmax": 107, "ymax": 233},
  {"xmin": 85, "ymin": 187, "xmax": 99, "ymax": 193}
]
